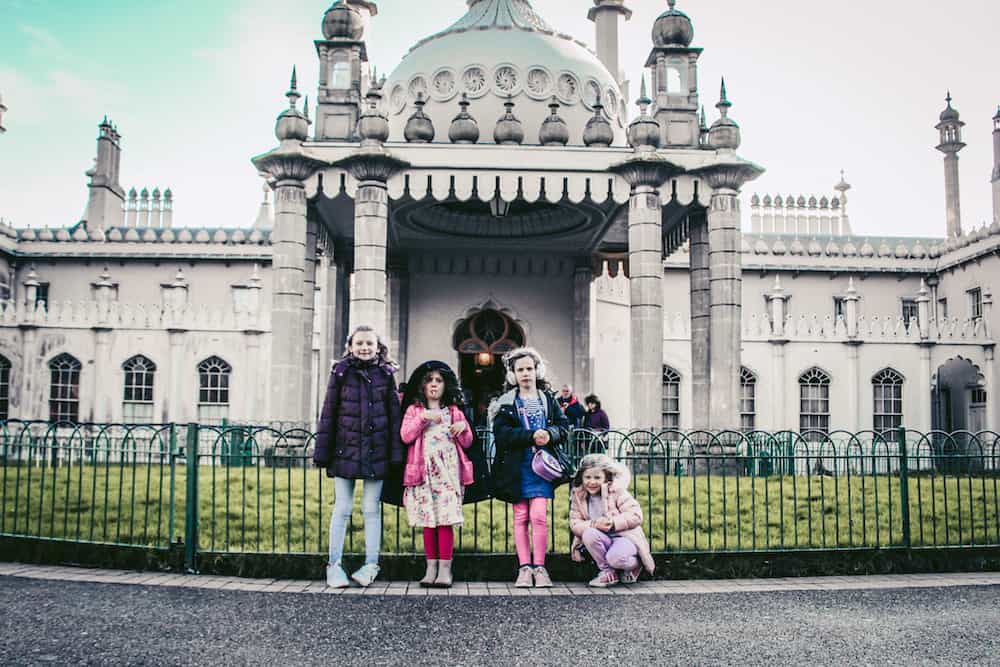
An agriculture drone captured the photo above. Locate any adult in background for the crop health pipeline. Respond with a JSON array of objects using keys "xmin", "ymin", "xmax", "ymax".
[
  {"xmin": 583, "ymin": 394, "xmax": 610, "ymax": 433},
  {"xmin": 557, "ymin": 384, "xmax": 587, "ymax": 428}
]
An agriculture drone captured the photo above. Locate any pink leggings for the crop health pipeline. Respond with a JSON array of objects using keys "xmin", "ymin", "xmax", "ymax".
[
  {"xmin": 423, "ymin": 526, "xmax": 455, "ymax": 561},
  {"xmin": 513, "ymin": 498, "xmax": 548, "ymax": 567}
]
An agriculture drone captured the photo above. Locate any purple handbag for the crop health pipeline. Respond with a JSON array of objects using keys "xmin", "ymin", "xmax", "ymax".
[{"xmin": 531, "ymin": 446, "xmax": 564, "ymax": 482}]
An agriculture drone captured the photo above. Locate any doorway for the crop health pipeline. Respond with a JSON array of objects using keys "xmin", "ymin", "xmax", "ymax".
[{"xmin": 453, "ymin": 308, "xmax": 525, "ymax": 426}]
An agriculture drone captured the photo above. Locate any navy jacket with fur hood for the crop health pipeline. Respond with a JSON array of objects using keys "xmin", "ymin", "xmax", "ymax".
[
  {"xmin": 490, "ymin": 388, "xmax": 570, "ymax": 503},
  {"xmin": 312, "ymin": 357, "xmax": 403, "ymax": 480}
]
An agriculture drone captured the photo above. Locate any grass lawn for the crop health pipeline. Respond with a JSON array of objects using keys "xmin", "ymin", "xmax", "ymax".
[{"xmin": 2, "ymin": 461, "xmax": 999, "ymax": 554}]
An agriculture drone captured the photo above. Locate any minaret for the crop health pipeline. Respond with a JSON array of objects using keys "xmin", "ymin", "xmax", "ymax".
[
  {"xmin": 314, "ymin": 1, "xmax": 378, "ymax": 140},
  {"xmin": 84, "ymin": 117, "xmax": 126, "ymax": 229},
  {"xmin": 646, "ymin": 0, "xmax": 702, "ymax": 148},
  {"xmin": 935, "ymin": 92, "xmax": 966, "ymax": 238},
  {"xmin": 992, "ymin": 105, "xmax": 1000, "ymax": 223},
  {"xmin": 587, "ymin": 1, "xmax": 632, "ymax": 90}
]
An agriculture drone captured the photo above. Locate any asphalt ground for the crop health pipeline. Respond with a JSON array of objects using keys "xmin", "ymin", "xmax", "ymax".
[{"xmin": 1, "ymin": 576, "xmax": 999, "ymax": 666}]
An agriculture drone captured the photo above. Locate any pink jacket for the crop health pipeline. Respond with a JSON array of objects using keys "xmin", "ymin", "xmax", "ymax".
[
  {"xmin": 569, "ymin": 475, "xmax": 656, "ymax": 574},
  {"xmin": 400, "ymin": 404, "xmax": 475, "ymax": 487}
]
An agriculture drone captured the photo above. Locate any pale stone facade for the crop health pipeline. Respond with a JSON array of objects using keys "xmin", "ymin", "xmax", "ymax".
[{"xmin": 0, "ymin": 0, "xmax": 996, "ymax": 434}]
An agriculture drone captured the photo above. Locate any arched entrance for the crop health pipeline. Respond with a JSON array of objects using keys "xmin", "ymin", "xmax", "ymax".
[
  {"xmin": 453, "ymin": 308, "xmax": 525, "ymax": 425},
  {"xmin": 932, "ymin": 357, "xmax": 986, "ymax": 432}
]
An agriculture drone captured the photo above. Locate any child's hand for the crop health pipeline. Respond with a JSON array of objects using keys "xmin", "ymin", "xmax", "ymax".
[
  {"xmin": 594, "ymin": 517, "xmax": 614, "ymax": 532},
  {"xmin": 532, "ymin": 429, "xmax": 550, "ymax": 446},
  {"xmin": 423, "ymin": 411, "xmax": 443, "ymax": 424},
  {"xmin": 449, "ymin": 421, "xmax": 467, "ymax": 437}
]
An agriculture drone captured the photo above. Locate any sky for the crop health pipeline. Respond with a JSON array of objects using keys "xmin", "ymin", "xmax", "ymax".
[{"xmin": 0, "ymin": 0, "xmax": 998, "ymax": 239}]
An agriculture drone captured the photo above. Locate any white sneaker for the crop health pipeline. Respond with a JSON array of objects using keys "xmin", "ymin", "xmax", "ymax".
[
  {"xmin": 351, "ymin": 563, "xmax": 380, "ymax": 587},
  {"xmin": 326, "ymin": 562, "xmax": 349, "ymax": 588}
]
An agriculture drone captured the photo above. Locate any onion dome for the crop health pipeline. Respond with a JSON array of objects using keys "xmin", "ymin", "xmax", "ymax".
[
  {"xmin": 404, "ymin": 92, "xmax": 435, "ymax": 143},
  {"xmin": 627, "ymin": 77, "xmax": 660, "ymax": 149},
  {"xmin": 539, "ymin": 97, "xmax": 569, "ymax": 146},
  {"xmin": 275, "ymin": 67, "xmax": 309, "ymax": 142},
  {"xmin": 448, "ymin": 93, "xmax": 479, "ymax": 144},
  {"xmin": 493, "ymin": 96, "xmax": 524, "ymax": 145},
  {"xmin": 653, "ymin": 0, "xmax": 694, "ymax": 48},
  {"xmin": 939, "ymin": 91, "xmax": 960, "ymax": 122},
  {"xmin": 707, "ymin": 79, "xmax": 740, "ymax": 150},
  {"xmin": 322, "ymin": 1, "xmax": 364, "ymax": 40},
  {"xmin": 583, "ymin": 94, "xmax": 614, "ymax": 147},
  {"xmin": 357, "ymin": 84, "xmax": 390, "ymax": 144}
]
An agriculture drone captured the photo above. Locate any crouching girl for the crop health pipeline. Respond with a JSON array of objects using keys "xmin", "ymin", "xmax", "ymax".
[{"xmin": 570, "ymin": 454, "xmax": 655, "ymax": 587}]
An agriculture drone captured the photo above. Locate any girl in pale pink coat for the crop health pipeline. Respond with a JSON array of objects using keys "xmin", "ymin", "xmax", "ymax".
[
  {"xmin": 399, "ymin": 360, "xmax": 474, "ymax": 588},
  {"xmin": 570, "ymin": 454, "xmax": 655, "ymax": 587}
]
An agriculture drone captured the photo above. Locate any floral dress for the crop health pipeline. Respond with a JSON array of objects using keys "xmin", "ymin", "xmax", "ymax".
[{"xmin": 403, "ymin": 408, "xmax": 464, "ymax": 528}]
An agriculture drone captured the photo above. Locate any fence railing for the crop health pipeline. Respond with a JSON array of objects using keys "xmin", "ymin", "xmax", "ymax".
[{"xmin": 1, "ymin": 420, "xmax": 998, "ymax": 571}]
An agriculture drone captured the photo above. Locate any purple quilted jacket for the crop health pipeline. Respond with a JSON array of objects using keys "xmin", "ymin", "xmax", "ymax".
[{"xmin": 312, "ymin": 357, "xmax": 403, "ymax": 480}]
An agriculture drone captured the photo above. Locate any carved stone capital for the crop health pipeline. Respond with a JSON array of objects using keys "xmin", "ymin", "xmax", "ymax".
[
  {"xmin": 252, "ymin": 142, "xmax": 328, "ymax": 184},
  {"xmin": 609, "ymin": 155, "xmax": 682, "ymax": 191},
  {"xmin": 690, "ymin": 158, "xmax": 765, "ymax": 193},
  {"xmin": 333, "ymin": 146, "xmax": 410, "ymax": 183}
]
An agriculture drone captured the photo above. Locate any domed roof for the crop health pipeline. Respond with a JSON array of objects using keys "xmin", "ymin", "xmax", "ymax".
[
  {"xmin": 322, "ymin": 1, "xmax": 364, "ymax": 40},
  {"xmin": 939, "ymin": 92, "xmax": 960, "ymax": 122},
  {"xmin": 383, "ymin": 0, "xmax": 627, "ymax": 146},
  {"xmin": 652, "ymin": 0, "xmax": 693, "ymax": 48}
]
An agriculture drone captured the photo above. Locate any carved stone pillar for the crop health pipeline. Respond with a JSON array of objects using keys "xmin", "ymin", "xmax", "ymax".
[
  {"xmin": 301, "ymin": 213, "xmax": 319, "ymax": 424},
  {"xmin": 692, "ymin": 161, "xmax": 763, "ymax": 430},
  {"xmin": 387, "ymin": 260, "xmax": 410, "ymax": 374},
  {"xmin": 688, "ymin": 209, "xmax": 710, "ymax": 429},
  {"xmin": 572, "ymin": 260, "xmax": 593, "ymax": 396},
  {"xmin": 610, "ymin": 157, "xmax": 679, "ymax": 429}
]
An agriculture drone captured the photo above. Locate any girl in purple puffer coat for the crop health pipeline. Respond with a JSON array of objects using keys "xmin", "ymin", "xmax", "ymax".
[{"xmin": 313, "ymin": 325, "xmax": 402, "ymax": 589}]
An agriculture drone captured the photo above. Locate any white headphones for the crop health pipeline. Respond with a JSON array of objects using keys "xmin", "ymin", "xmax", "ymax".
[{"xmin": 503, "ymin": 347, "xmax": 546, "ymax": 386}]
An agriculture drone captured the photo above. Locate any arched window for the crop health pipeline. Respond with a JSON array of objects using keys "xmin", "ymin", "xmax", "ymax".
[
  {"xmin": 330, "ymin": 58, "xmax": 351, "ymax": 90},
  {"xmin": 197, "ymin": 356, "xmax": 231, "ymax": 424},
  {"xmin": 122, "ymin": 355, "xmax": 156, "ymax": 423},
  {"xmin": 665, "ymin": 66, "xmax": 683, "ymax": 93},
  {"xmin": 872, "ymin": 368, "xmax": 904, "ymax": 435},
  {"xmin": 49, "ymin": 353, "xmax": 82, "ymax": 423},
  {"xmin": 662, "ymin": 366, "xmax": 681, "ymax": 430},
  {"xmin": 799, "ymin": 367, "xmax": 830, "ymax": 439},
  {"xmin": 740, "ymin": 367, "xmax": 757, "ymax": 432},
  {"xmin": 0, "ymin": 355, "xmax": 10, "ymax": 421}
]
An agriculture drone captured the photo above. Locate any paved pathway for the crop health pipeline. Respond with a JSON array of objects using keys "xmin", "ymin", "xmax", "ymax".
[{"xmin": 1, "ymin": 561, "xmax": 999, "ymax": 596}]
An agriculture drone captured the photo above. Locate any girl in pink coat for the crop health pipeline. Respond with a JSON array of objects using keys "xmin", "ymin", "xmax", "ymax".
[
  {"xmin": 570, "ymin": 454, "xmax": 656, "ymax": 587},
  {"xmin": 399, "ymin": 360, "xmax": 474, "ymax": 588}
]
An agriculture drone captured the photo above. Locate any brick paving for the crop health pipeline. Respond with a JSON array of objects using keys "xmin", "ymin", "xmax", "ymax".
[{"xmin": 1, "ymin": 561, "xmax": 998, "ymax": 596}]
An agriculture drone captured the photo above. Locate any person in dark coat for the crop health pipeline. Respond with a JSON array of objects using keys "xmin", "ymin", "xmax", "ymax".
[
  {"xmin": 583, "ymin": 394, "xmax": 611, "ymax": 433},
  {"xmin": 491, "ymin": 347, "xmax": 570, "ymax": 589},
  {"xmin": 557, "ymin": 384, "xmax": 587, "ymax": 428},
  {"xmin": 312, "ymin": 325, "xmax": 402, "ymax": 589}
]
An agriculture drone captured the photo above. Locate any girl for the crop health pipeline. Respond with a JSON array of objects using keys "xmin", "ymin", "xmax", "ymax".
[
  {"xmin": 583, "ymin": 394, "xmax": 610, "ymax": 433},
  {"xmin": 398, "ymin": 361, "xmax": 474, "ymax": 588},
  {"xmin": 313, "ymin": 325, "xmax": 402, "ymax": 588},
  {"xmin": 491, "ymin": 347, "xmax": 570, "ymax": 588},
  {"xmin": 570, "ymin": 454, "xmax": 655, "ymax": 587}
]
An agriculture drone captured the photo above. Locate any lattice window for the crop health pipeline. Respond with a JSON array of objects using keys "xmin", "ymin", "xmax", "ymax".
[
  {"xmin": 833, "ymin": 297, "xmax": 846, "ymax": 322},
  {"xmin": 197, "ymin": 356, "xmax": 231, "ymax": 425},
  {"xmin": 872, "ymin": 368, "xmax": 904, "ymax": 435},
  {"xmin": 0, "ymin": 355, "xmax": 10, "ymax": 421},
  {"xmin": 901, "ymin": 299, "xmax": 918, "ymax": 325},
  {"xmin": 49, "ymin": 353, "xmax": 81, "ymax": 423},
  {"xmin": 122, "ymin": 355, "xmax": 156, "ymax": 423},
  {"xmin": 662, "ymin": 366, "xmax": 681, "ymax": 430},
  {"xmin": 799, "ymin": 367, "xmax": 830, "ymax": 439},
  {"xmin": 740, "ymin": 367, "xmax": 757, "ymax": 432},
  {"xmin": 937, "ymin": 298, "xmax": 949, "ymax": 320},
  {"xmin": 968, "ymin": 288, "xmax": 983, "ymax": 321}
]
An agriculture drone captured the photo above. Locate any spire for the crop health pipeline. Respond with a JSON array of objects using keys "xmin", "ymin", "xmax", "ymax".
[
  {"xmin": 286, "ymin": 66, "xmax": 301, "ymax": 109},
  {"xmin": 637, "ymin": 75, "xmax": 651, "ymax": 115},
  {"xmin": 716, "ymin": 78, "xmax": 731, "ymax": 118}
]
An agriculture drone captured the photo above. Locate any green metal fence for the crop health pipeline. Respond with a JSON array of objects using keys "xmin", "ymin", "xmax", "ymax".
[{"xmin": 2, "ymin": 420, "xmax": 998, "ymax": 571}]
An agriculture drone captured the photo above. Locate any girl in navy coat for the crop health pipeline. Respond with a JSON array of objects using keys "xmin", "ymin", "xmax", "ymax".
[{"xmin": 313, "ymin": 325, "xmax": 402, "ymax": 588}]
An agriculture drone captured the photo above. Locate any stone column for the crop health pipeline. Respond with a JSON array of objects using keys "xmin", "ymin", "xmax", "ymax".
[
  {"xmin": 167, "ymin": 330, "xmax": 186, "ymax": 424},
  {"xmin": 692, "ymin": 163, "xmax": 762, "ymax": 430},
  {"xmin": 610, "ymin": 158, "xmax": 678, "ymax": 429},
  {"xmin": 766, "ymin": 275, "xmax": 789, "ymax": 431},
  {"xmin": 387, "ymin": 262, "xmax": 410, "ymax": 374},
  {"xmin": 17, "ymin": 327, "xmax": 37, "ymax": 420},
  {"xmin": 352, "ymin": 180, "xmax": 390, "ymax": 334},
  {"xmin": 918, "ymin": 345, "xmax": 933, "ymax": 432},
  {"xmin": 252, "ymin": 148, "xmax": 325, "ymax": 425},
  {"xmin": 688, "ymin": 210, "xmax": 710, "ymax": 429},
  {"xmin": 92, "ymin": 329, "xmax": 113, "ymax": 422},
  {"xmin": 572, "ymin": 261, "xmax": 593, "ymax": 396},
  {"xmin": 847, "ymin": 344, "xmax": 861, "ymax": 431},
  {"xmin": 985, "ymin": 346, "xmax": 997, "ymax": 432},
  {"xmin": 301, "ymin": 214, "xmax": 319, "ymax": 425},
  {"xmin": 323, "ymin": 243, "xmax": 350, "ymax": 371}
]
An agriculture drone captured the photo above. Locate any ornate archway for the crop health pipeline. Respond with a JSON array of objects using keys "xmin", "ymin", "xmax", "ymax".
[{"xmin": 452, "ymin": 306, "xmax": 525, "ymax": 425}]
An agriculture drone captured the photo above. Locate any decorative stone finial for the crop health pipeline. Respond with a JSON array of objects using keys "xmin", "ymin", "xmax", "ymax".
[
  {"xmin": 583, "ymin": 93, "xmax": 614, "ymax": 147},
  {"xmin": 652, "ymin": 0, "xmax": 694, "ymax": 48},
  {"xmin": 493, "ymin": 95, "xmax": 524, "ymax": 145},
  {"xmin": 626, "ymin": 76, "xmax": 660, "ymax": 150},
  {"xmin": 539, "ymin": 97, "xmax": 569, "ymax": 146},
  {"xmin": 707, "ymin": 78, "xmax": 740, "ymax": 150},
  {"xmin": 275, "ymin": 66, "xmax": 309, "ymax": 142},
  {"xmin": 322, "ymin": 1, "xmax": 365, "ymax": 41},
  {"xmin": 448, "ymin": 93, "xmax": 479, "ymax": 144},
  {"xmin": 404, "ymin": 92, "xmax": 435, "ymax": 143},
  {"xmin": 356, "ymin": 83, "xmax": 390, "ymax": 145}
]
